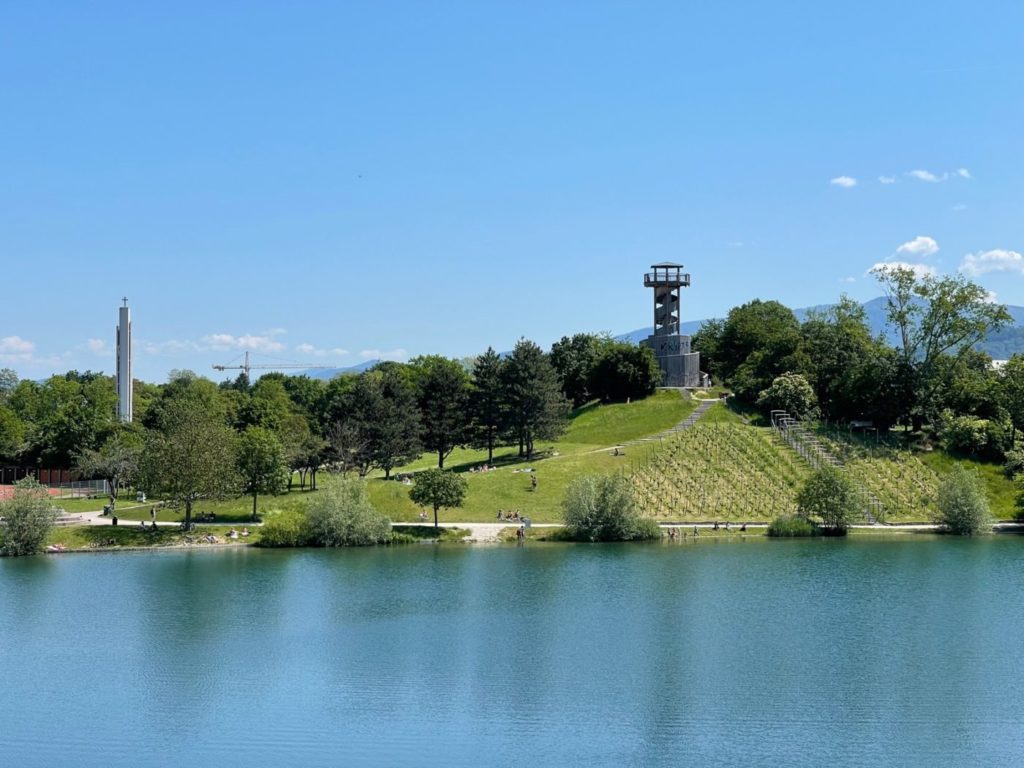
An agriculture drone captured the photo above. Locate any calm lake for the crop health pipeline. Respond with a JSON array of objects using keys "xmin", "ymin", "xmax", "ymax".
[{"xmin": 3, "ymin": 537, "xmax": 1024, "ymax": 767}]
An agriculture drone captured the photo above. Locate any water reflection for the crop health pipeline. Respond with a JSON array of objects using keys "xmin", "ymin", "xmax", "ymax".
[{"xmin": 4, "ymin": 539, "xmax": 1024, "ymax": 767}]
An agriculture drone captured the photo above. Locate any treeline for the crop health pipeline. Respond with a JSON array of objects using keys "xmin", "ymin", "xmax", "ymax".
[
  {"xmin": 695, "ymin": 266, "xmax": 1024, "ymax": 463},
  {"xmin": 0, "ymin": 336, "xmax": 660, "ymax": 516}
]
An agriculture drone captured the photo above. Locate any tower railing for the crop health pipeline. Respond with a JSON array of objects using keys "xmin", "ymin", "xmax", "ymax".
[{"xmin": 644, "ymin": 272, "xmax": 690, "ymax": 287}]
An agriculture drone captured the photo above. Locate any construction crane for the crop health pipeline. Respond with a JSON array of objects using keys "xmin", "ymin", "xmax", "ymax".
[{"xmin": 212, "ymin": 350, "xmax": 334, "ymax": 378}]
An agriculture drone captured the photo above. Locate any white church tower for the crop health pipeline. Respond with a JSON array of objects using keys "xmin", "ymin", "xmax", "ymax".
[{"xmin": 116, "ymin": 298, "xmax": 133, "ymax": 422}]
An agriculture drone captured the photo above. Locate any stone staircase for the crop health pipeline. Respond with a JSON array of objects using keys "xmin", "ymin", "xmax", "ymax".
[{"xmin": 769, "ymin": 410, "xmax": 882, "ymax": 523}]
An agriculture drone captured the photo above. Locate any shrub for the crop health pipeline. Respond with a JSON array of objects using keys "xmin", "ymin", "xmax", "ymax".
[
  {"xmin": 796, "ymin": 465, "xmax": 859, "ymax": 533},
  {"xmin": 0, "ymin": 478, "xmax": 58, "ymax": 556},
  {"xmin": 257, "ymin": 509, "xmax": 310, "ymax": 547},
  {"xmin": 306, "ymin": 476, "xmax": 392, "ymax": 546},
  {"xmin": 1004, "ymin": 448, "xmax": 1024, "ymax": 480},
  {"xmin": 936, "ymin": 466, "xmax": 990, "ymax": 535},
  {"xmin": 756, "ymin": 372, "xmax": 818, "ymax": 419},
  {"xmin": 767, "ymin": 515, "xmax": 820, "ymax": 537},
  {"xmin": 562, "ymin": 474, "xmax": 660, "ymax": 542},
  {"xmin": 937, "ymin": 410, "xmax": 1012, "ymax": 461}
]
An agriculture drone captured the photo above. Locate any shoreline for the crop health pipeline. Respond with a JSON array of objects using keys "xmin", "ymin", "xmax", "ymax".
[{"xmin": 31, "ymin": 519, "xmax": 1024, "ymax": 557}]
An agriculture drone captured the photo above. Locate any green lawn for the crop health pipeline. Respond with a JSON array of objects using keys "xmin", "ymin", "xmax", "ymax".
[
  {"xmin": 919, "ymin": 452, "xmax": 1018, "ymax": 520},
  {"xmin": 368, "ymin": 390, "xmax": 693, "ymax": 523},
  {"xmin": 110, "ymin": 390, "xmax": 693, "ymax": 526}
]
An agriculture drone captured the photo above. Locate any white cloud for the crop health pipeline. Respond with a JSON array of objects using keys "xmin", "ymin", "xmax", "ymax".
[
  {"xmin": 956, "ymin": 168, "xmax": 971, "ymax": 179},
  {"xmin": 0, "ymin": 336, "xmax": 35, "ymax": 355},
  {"xmin": 358, "ymin": 348, "xmax": 408, "ymax": 362},
  {"xmin": 296, "ymin": 343, "xmax": 349, "ymax": 358},
  {"xmin": 201, "ymin": 330, "xmax": 286, "ymax": 353},
  {"xmin": 960, "ymin": 249, "xmax": 1024, "ymax": 277},
  {"xmin": 140, "ymin": 339, "xmax": 200, "ymax": 356},
  {"xmin": 895, "ymin": 235, "xmax": 939, "ymax": 258},
  {"xmin": 84, "ymin": 338, "xmax": 110, "ymax": 355},
  {"xmin": 726, "ymin": 241, "xmax": 744, "ymax": 248},
  {"xmin": 878, "ymin": 175, "xmax": 897, "ymax": 184},
  {"xmin": 839, "ymin": 276, "xmax": 857, "ymax": 284},
  {"xmin": 907, "ymin": 169, "xmax": 944, "ymax": 183},
  {"xmin": 830, "ymin": 176, "xmax": 857, "ymax": 188},
  {"xmin": 984, "ymin": 290, "xmax": 999, "ymax": 304},
  {"xmin": 952, "ymin": 203, "xmax": 967, "ymax": 211},
  {"xmin": 870, "ymin": 261, "xmax": 938, "ymax": 279},
  {"xmin": 0, "ymin": 336, "xmax": 36, "ymax": 363}
]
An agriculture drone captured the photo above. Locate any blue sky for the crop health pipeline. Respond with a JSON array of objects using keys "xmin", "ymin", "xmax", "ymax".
[{"xmin": 2, "ymin": 1, "xmax": 1022, "ymax": 382}]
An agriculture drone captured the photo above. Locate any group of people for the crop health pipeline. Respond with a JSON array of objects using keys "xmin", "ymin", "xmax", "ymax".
[
  {"xmin": 497, "ymin": 509, "xmax": 525, "ymax": 522},
  {"xmin": 468, "ymin": 464, "xmax": 495, "ymax": 473},
  {"xmin": 663, "ymin": 522, "xmax": 748, "ymax": 540},
  {"xmin": 226, "ymin": 528, "xmax": 251, "ymax": 539}
]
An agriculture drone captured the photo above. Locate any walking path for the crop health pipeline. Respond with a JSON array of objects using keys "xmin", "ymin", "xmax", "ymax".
[{"xmin": 623, "ymin": 396, "xmax": 717, "ymax": 447}]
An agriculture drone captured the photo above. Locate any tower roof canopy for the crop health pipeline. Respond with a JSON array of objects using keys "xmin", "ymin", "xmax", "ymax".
[{"xmin": 650, "ymin": 261, "xmax": 684, "ymax": 268}]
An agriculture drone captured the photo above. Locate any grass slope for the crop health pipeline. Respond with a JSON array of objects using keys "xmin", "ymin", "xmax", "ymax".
[
  {"xmin": 112, "ymin": 390, "xmax": 693, "ymax": 526},
  {"xmin": 631, "ymin": 423, "xmax": 810, "ymax": 521},
  {"xmin": 630, "ymin": 416, "xmax": 1019, "ymax": 523},
  {"xmin": 368, "ymin": 390, "xmax": 695, "ymax": 522}
]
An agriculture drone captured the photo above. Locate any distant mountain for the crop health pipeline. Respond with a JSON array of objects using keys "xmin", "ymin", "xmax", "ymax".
[
  {"xmin": 299, "ymin": 359, "xmax": 382, "ymax": 380},
  {"xmin": 618, "ymin": 296, "xmax": 1024, "ymax": 360}
]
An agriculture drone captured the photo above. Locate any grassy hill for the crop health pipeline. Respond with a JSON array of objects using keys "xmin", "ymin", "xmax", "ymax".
[
  {"xmin": 628, "ymin": 407, "xmax": 1019, "ymax": 523},
  {"xmin": 367, "ymin": 389, "xmax": 694, "ymax": 522},
  {"xmin": 630, "ymin": 420, "xmax": 811, "ymax": 521}
]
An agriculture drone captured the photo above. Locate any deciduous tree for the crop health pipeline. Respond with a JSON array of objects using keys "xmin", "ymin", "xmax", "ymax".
[
  {"xmin": 140, "ymin": 394, "xmax": 239, "ymax": 528},
  {"xmin": 236, "ymin": 426, "xmax": 289, "ymax": 520},
  {"xmin": 408, "ymin": 468, "xmax": 467, "ymax": 528}
]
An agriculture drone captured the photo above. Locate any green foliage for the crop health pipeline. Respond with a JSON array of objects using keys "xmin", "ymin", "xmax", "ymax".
[
  {"xmin": 330, "ymin": 364, "xmax": 422, "ymax": 478},
  {"xmin": 410, "ymin": 355, "xmax": 471, "ymax": 468},
  {"xmin": 75, "ymin": 429, "xmax": 144, "ymax": 506},
  {"xmin": 140, "ymin": 393, "xmax": 239, "ymax": 526},
  {"xmin": 589, "ymin": 340, "xmax": 662, "ymax": 403},
  {"xmin": 798, "ymin": 298, "xmax": 890, "ymax": 424},
  {"xmin": 1004, "ymin": 448, "xmax": 1024, "ymax": 479},
  {"xmin": 796, "ymin": 465, "xmax": 859, "ymax": 532},
  {"xmin": 0, "ymin": 478, "xmax": 57, "ymax": 556},
  {"xmin": 872, "ymin": 265, "xmax": 1011, "ymax": 429},
  {"xmin": 257, "ymin": 509, "xmax": 311, "ymax": 547},
  {"xmin": 0, "ymin": 403, "xmax": 26, "ymax": 463},
  {"xmin": 756, "ymin": 372, "xmax": 818, "ymax": 419},
  {"xmin": 306, "ymin": 476, "xmax": 391, "ymax": 546},
  {"xmin": 550, "ymin": 333, "xmax": 603, "ymax": 408},
  {"xmin": 767, "ymin": 515, "xmax": 820, "ymax": 537},
  {"xmin": 562, "ymin": 474, "xmax": 658, "ymax": 542},
  {"xmin": 936, "ymin": 410, "xmax": 1012, "ymax": 460},
  {"xmin": 708, "ymin": 300, "xmax": 804, "ymax": 402},
  {"xmin": 1001, "ymin": 355, "xmax": 1024, "ymax": 438},
  {"xmin": 501, "ymin": 339, "xmax": 570, "ymax": 458},
  {"xmin": 468, "ymin": 347, "xmax": 506, "ymax": 463},
  {"xmin": 236, "ymin": 426, "xmax": 289, "ymax": 519},
  {"xmin": 408, "ymin": 468, "xmax": 468, "ymax": 527},
  {"xmin": 936, "ymin": 465, "xmax": 991, "ymax": 535}
]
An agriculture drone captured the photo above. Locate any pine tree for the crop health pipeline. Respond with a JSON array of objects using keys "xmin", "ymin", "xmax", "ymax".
[
  {"xmin": 468, "ymin": 347, "xmax": 505, "ymax": 463},
  {"xmin": 500, "ymin": 339, "xmax": 569, "ymax": 459}
]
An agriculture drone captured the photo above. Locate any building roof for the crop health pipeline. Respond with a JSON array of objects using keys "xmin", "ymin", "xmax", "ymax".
[{"xmin": 650, "ymin": 261, "xmax": 684, "ymax": 268}]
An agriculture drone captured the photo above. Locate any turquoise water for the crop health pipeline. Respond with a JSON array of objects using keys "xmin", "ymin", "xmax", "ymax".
[{"xmin": 2, "ymin": 537, "xmax": 1024, "ymax": 767}]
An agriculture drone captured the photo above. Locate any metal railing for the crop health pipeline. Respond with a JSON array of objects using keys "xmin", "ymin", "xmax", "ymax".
[{"xmin": 770, "ymin": 410, "xmax": 882, "ymax": 523}]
